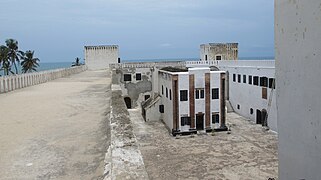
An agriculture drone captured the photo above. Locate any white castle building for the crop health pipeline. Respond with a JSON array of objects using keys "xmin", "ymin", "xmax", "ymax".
[{"xmin": 84, "ymin": 45, "xmax": 119, "ymax": 70}]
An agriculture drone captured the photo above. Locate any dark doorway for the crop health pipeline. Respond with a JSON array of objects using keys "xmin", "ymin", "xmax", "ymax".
[
  {"xmin": 262, "ymin": 109, "xmax": 268, "ymax": 126},
  {"xmin": 196, "ymin": 114, "xmax": 204, "ymax": 130},
  {"xmin": 124, "ymin": 97, "xmax": 131, "ymax": 109},
  {"xmin": 216, "ymin": 56, "xmax": 222, "ymax": 60},
  {"xmin": 256, "ymin": 109, "xmax": 262, "ymax": 124}
]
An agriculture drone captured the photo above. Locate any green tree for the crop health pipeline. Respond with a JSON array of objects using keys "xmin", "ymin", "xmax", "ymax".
[
  {"xmin": 21, "ymin": 50, "xmax": 40, "ymax": 73},
  {"xmin": 5, "ymin": 39, "xmax": 23, "ymax": 74},
  {"xmin": 0, "ymin": 45, "xmax": 11, "ymax": 75}
]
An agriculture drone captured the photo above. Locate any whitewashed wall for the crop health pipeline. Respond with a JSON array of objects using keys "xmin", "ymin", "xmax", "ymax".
[
  {"xmin": 0, "ymin": 66, "xmax": 87, "ymax": 94},
  {"xmin": 85, "ymin": 45, "xmax": 119, "ymax": 70},
  {"xmin": 158, "ymin": 72, "xmax": 174, "ymax": 130},
  {"xmin": 276, "ymin": 0, "xmax": 321, "ymax": 179},
  {"xmin": 218, "ymin": 62, "xmax": 277, "ymax": 132}
]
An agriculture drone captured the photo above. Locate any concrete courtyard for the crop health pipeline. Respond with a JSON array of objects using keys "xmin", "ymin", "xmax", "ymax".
[
  {"xmin": 0, "ymin": 70, "xmax": 111, "ymax": 180},
  {"xmin": 129, "ymin": 109, "xmax": 278, "ymax": 180}
]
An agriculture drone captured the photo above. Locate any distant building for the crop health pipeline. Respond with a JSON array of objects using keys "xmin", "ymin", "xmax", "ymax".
[
  {"xmin": 84, "ymin": 45, "xmax": 119, "ymax": 70},
  {"xmin": 200, "ymin": 43, "xmax": 238, "ymax": 61},
  {"xmin": 142, "ymin": 67, "xmax": 227, "ymax": 135}
]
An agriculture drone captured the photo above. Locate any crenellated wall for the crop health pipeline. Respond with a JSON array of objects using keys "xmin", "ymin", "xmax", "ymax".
[
  {"xmin": 0, "ymin": 65, "xmax": 87, "ymax": 94},
  {"xmin": 85, "ymin": 45, "xmax": 119, "ymax": 70}
]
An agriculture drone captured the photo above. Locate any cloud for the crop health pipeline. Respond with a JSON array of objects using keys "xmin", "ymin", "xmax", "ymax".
[{"xmin": 160, "ymin": 43, "xmax": 172, "ymax": 47}]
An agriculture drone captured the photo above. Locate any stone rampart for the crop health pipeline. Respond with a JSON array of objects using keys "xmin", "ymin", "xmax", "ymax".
[{"xmin": 0, "ymin": 65, "xmax": 87, "ymax": 94}]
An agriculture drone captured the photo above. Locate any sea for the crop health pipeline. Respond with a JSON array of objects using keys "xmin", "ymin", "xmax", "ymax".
[{"xmin": 0, "ymin": 57, "xmax": 274, "ymax": 76}]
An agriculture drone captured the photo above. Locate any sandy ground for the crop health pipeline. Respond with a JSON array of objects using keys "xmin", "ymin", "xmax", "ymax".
[
  {"xmin": 129, "ymin": 109, "xmax": 278, "ymax": 180},
  {"xmin": 0, "ymin": 70, "xmax": 111, "ymax": 180}
]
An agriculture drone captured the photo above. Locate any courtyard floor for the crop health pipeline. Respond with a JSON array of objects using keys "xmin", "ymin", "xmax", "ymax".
[{"xmin": 129, "ymin": 109, "xmax": 278, "ymax": 180}]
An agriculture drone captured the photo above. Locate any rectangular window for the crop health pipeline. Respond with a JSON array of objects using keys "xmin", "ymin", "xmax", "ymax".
[
  {"xmin": 181, "ymin": 117, "xmax": 191, "ymax": 126},
  {"xmin": 243, "ymin": 75, "xmax": 246, "ymax": 83},
  {"xmin": 169, "ymin": 89, "xmax": 172, "ymax": 100},
  {"xmin": 159, "ymin": 105, "xmax": 164, "ymax": 113},
  {"xmin": 166, "ymin": 88, "xmax": 168, "ymax": 98},
  {"xmin": 212, "ymin": 114, "xmax": 220, "ymax": 124},
  {"xmin": 260, "ymin": 77, "xmax": 268, "ymax": 87},
  {"xmin": 233, "ymin": 74, "xmax": 236, "ymax": 82},
  {"xmin": 238, "ymin": 74, "xmax": 241, "ymax": 83},
  {"xmin": 124, "ymin": 74, "xmax": 131, "ymax": 81},
  {"xmin": 136, "ymin": 73, "xmax": 141, "ymax": 81},
  {"xmin": 180, "ymin": 90, "xmax": 188, "ymax": 101},
  {"xmin": 195, "ymin": 89, "xmax": 204, "ymax": 99},
  {"xmin": 162, "ymin": 85, "xmax": 164, "ymax": 95},
  {"xmin": 212, "ymin": 88, "xmax": 219, "ymax": 99},
  {"xmin": 269, "ymin": 78, "xmax": 275, "ymax": 89},
  {"xmin": 249, "ymin": 75, "xmax": 252, "ymax": 85},
  {"xmin": 253, "ymin": 76, "xmax": 259, "ymax": 86}
]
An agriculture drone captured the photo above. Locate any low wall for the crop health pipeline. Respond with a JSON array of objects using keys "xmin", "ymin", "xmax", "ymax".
[
  {"xmin": 0, "ymin": 65, "xmax": 87, "ymax": 94},
  {"xmin": 105, "ymin": 85, "xmax": 148, "ymax": 179}
]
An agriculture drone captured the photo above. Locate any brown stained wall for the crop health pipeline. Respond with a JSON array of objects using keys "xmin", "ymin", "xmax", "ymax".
[
  {"xmin": 205, "ymin": 73, "xmax": 211, "ymax": 128},
  {"xmin": 220, "ymin": 73, "xmax": 226, "ymax": 127},
  {"xmin": 208, "ymin": 43, "xmax": 238, "ymax": 60},
  {"xmin": 172, "ymin": 75, "xmax": 178, "ymax": 131},
  {"xmin": 189, "ymin": 75, "xmax": 195, "ymax": 129}
]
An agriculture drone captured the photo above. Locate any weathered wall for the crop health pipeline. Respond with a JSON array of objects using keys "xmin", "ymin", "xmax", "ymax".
[
  {"xmin": 200, "ymin": 43, "xmax": 238, "ymax": 61},
  {"xmin": 85, "ymin": 45, "xmax": 119, "ymax": 70},
  {"xmin": 0, "ymin": 66, "xmax": 87, "ymax": 94},
  {"xmin": 112, "ymin": 67, "xmax": 153, "ymax": 108},
  {"xmin": 275, "ymin": 1, "xmax": 321, "ymax": 179}
]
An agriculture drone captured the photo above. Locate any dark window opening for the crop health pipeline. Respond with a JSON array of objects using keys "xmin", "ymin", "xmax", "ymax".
[
  {"xmin": 269, "ymin": 78, "xmax": 275, "ymax": 89},
  {"xmin": 260, "ymin": 77, "xmax": 268, "ymax": 87},
  {"xmin": 166, "ymin": 88, "xmax": 168, "ymax": 98},
  {"xmin": 250, "ymin": 108, "xmax": 254, "ymax": 114},
  {"xmin": 124, "ymin": 74, "xmax": 131, "ymax": 82},
  {"xmin": 212, "ymin": 88, "xmax": 219, "ymax": 99},
  {"xmin": 124, "ymin": 97, "xmax": 131, "ymax": 109},
  {"xmin": 181, "ymin": 117, "xmax": 191, "ymax": 126},
  {"xmin": 162, "ymin": 85, "xmax": 164, "ymax": 95},
  {"xmin": 238, "ymin": 74, "xmax": 241, "ymax": 83},
  {"xmin": 212, "ymin": 114, "xmax": 220, "ymax": 124},
  {"xmin": 243, "ymin": 75, "xmax": 246, "ymax": 83},
  {"xmin": 205, "ymin": 55, "xmax": 208, "ymax": 61},
  {"xmin": 169, "ymin": 89, "xmax": 172, "ymax": 100},
  {"xmin": 216, "ymin": 56, "xmax": 222, "ymax": 60},
  {"xmin": 237, "ymin": 104, "xmax": 240, "ymax": 110},
  {"xmin": 144, "ymin": 95, "xmax": 150, "ymax": 101},
  {"xmin": 253, "ymin": 76, "xmax": 259, "ymax": 86},
  {"xmin": 136, "ymin": 73, "xmax": 141, "ymax": 81},
  {"xmin": 195, "ymin": 89, "xmax": 204, "ymax": 99},
  {"xmin": 249, "ymin": 75, "xmax": 252, "ymax": 85},
  {"xmin": 159, "ymin": 105, "xmax": 164, "ymax": 113},
  {"xmin": 233, "ymin": 74, "xmax": 236, "ymax": 82},
  {"xmin": 180, "ymin": 90, "xmax": 188, "ymax": 101}
]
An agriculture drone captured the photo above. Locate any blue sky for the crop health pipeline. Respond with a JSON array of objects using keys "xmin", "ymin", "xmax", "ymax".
[{"xmin": 0, "ymin": 0, "xmax": 274, "ymax": 62}]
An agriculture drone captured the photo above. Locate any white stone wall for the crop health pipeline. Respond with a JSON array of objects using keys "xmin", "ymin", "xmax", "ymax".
[
  {"xmin": 218, "ymin": 62, "xmax": 277, "ymax": 132},
  {"xmin": 0, "ymin": 66, "xmax": 87, "ymax": 94},
  {"xmin": 158, "ymin": 72, "xmax": 174, "ymax": 130},
  {"xmin": 85, "ymin": 45, "xmax": 119, "ymax": 70},
  {"xmin": 276, "ymin": 1, "xmax": 321, "ymax": 179}
]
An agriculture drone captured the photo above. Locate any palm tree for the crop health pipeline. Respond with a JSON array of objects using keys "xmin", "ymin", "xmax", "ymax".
[
  {"xmin": 0, "ymin": 45, "xmax": 11, "ymax": 75},
  {"xmin": 5, "ymin": 39, "xmax": 23, "ymax": 74},
  {"xmin": 21, "ymin": 50, "xmax": 40, "ymax": 73}
]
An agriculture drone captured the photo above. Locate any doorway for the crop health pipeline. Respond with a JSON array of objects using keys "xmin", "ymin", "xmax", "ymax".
[
  {"xmin": 124, "ymin": 97, "xmax": 131, "ymax": 109},
  {"xmin": 196, "ymin": 114, "xmax": 204, "ymax": 130},
  {"xmin": 256, "ymin": 109, "xmax": 262, "ymax": 124}
]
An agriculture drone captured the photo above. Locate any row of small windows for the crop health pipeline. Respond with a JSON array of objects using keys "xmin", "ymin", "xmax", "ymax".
[
  {"xmin": 124, "ymin": 73, "xmax": 142, "ymax": 82},
  {"xmin": 162, "ymin": 85, "xmax": 172, "ymax": 100},
  {"xmin": 232, "ymin": 74, "xmax": 276, "ymax": 89},
  {"xmin": 180, "ymin": 88, "xmax": 219, "ymax": 101}
]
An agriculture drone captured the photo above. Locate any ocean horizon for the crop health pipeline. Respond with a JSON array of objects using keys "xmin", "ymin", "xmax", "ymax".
[{"xmin": 0, "ymin": 57, "xmax": 274, "ymax": 76}]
